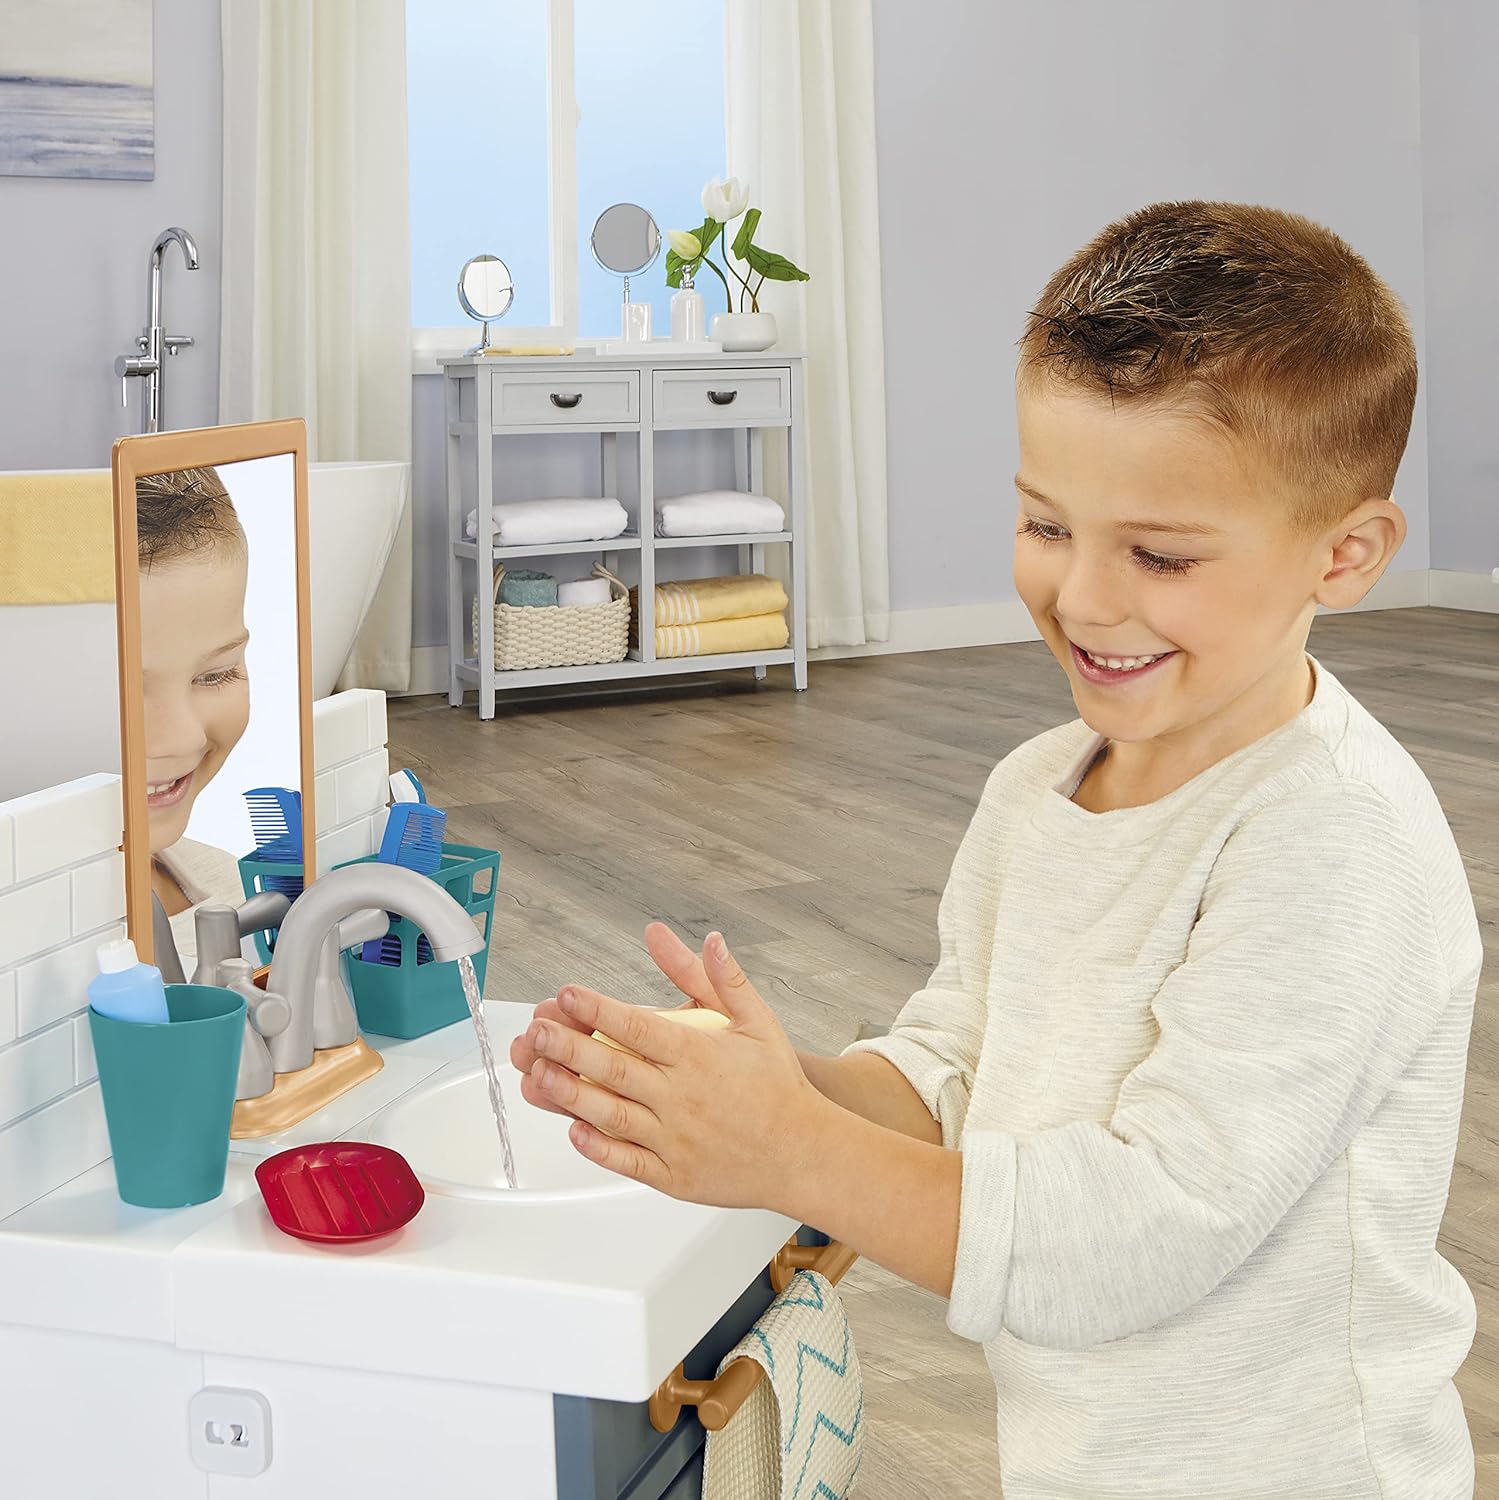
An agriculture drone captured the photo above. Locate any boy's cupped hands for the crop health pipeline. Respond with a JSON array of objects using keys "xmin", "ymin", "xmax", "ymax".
[{"xmin": 507, "ymin": 922, "xmax": 824, "ymax": 1212}]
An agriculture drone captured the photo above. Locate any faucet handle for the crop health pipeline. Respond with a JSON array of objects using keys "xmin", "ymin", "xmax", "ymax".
[
  {"xmin": 115, "ymin": 352, "xmax": 156, "ymax": 408},
  {"xmin": 250, "ymin": 991, "xmax": 292, "ymax": 1040}
]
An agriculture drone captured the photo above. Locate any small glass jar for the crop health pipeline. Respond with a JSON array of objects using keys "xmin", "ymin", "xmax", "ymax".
[{"xmin": 670, "ymin": 267, "xmax": 706, "ymax": 343}]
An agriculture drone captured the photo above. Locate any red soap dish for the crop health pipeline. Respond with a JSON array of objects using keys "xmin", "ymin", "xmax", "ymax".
[{"xmin": 255, "ymin": 1142, "xmax": 425, "ymax": 1244}]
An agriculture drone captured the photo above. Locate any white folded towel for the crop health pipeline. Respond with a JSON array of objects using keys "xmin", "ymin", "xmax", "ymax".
[
  {"xmin": 465, "ymin": 497, "xmax": 629, "ymax": 546},
  {"xmin": 654, "ymin": 489, "xmax": 785, "ymax": 538},
  {"xmin": 701, "ymin": 1268, "xmax": 864, "ymax": 1500},
  {"xmin": 556, "ymin": 577, "xmax": 612, "ymax": 607}
]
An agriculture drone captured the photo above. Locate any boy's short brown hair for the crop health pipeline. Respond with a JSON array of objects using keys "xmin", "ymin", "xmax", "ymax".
[
  {"xmin": 1016, "ymin": 200, "xmax": 1417, "ymax": 542},
  {"xmin": 135, "ymin": 466, "xmax": 247, "ymax": 571}
]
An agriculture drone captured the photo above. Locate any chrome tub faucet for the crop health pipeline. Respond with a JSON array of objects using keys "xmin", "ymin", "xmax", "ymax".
[{"xmin": 116, "ymin": 226, "xmax": 199, "ymax": 434}]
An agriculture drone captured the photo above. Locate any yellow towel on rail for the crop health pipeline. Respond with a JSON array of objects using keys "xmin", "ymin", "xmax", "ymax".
[
  {"xmin": 0, "ymin": 471, "xmax": 115, "ymax": 604},
  {"xmin": 634, "ymin": 573, "xmax": 788, "ymax": 627},
  {"xmin": 630, "ymin": 610, "xmax": 789, "ymax": 659}
]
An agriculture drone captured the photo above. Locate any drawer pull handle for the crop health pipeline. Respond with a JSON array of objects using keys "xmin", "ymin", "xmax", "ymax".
[
  {"xmin": 647, "ymin": 1237, "xmax": 856, "ymax": 1433},
  {"xmin": 549, "ymin": 392, "xmax": 583, "ymax": 409},
  {"xmin": 706, "ymin": 389, "xmax": 738, "ymax": 406}
]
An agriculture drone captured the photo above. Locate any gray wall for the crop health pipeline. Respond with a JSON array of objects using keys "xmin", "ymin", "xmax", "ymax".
[
  {"xmin": 5, "ymin": 0, "xmax": 1494, "ymax": 639},
  {"xmin": 0, "ymin": 0, "xmax": 220, "ymax": 469},
  {"xmin": 1417, "ymin": 0, "xmax": 1499, "ymax": 575},
  {"xmin": 870, "ymin": 0, "xmax": 1435, "ymax": 612}
]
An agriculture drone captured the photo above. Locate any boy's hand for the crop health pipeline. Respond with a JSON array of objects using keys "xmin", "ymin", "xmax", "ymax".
[
  {"xmin": 509, "ymin": 997, "xmax": 593, "ymax": 1116},
  {"xmin": 509, "ymin": 921, "xmax": 719, "ymax": 1117},
  {"xmin": 522, "ymin": 931, "xmax": 824, "ymax": 1211}
]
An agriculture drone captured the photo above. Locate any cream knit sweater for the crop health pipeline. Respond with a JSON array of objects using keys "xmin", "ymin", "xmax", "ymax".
[{"xmin": 845, "ymin": 653, "xmax": 1482, "ymax": 1498}]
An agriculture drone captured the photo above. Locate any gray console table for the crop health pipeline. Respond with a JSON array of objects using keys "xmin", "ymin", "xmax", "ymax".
[{"xmin": 440, "ymin": 349, "xmax": 809, "ymax": 720}]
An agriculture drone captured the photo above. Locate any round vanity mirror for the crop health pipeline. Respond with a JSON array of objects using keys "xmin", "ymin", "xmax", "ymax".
[
  {"xmin": 589, "ymin": 203, "xmax": 662, "ymax": 277},
  {"xmin": 456, "ymin": 254, "xmax": 514, "ymax": 353}
]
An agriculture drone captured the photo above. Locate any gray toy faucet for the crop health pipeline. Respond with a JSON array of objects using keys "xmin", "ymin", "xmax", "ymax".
[{"xmin": 265, "ymin": 864, "xmax": 485, "ymax": 1074}]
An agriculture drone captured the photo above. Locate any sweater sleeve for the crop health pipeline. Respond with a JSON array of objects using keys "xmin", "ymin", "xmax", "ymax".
[
  {"xmin": 839, "ymin": 763, "xmax": 1009, "ymax": 1149},
  {"xmin": 946, "ymin": 780, "xmax": 1450, "ymax": 1348}
]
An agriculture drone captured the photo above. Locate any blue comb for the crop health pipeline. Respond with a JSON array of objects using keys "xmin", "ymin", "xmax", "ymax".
[
  {"xmin": 244, "ymin": 787, "xmax": 302, "ymax": 853},
  {"xmin": 243, "ymin": 788, "xmax": 304, "ymax": 910},
  {"xmin": 362, "ymin": 803, "xmax": 447, "ymax": 965}
]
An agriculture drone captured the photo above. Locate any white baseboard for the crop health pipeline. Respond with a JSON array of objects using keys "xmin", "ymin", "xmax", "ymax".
[
  {"xmin": 1428, "ymin": 568, "xmax": 1499, "ymax": 612},
  {"xmin": 397, "ymin": 568, "xmax": 1496, "ymax": 696}
]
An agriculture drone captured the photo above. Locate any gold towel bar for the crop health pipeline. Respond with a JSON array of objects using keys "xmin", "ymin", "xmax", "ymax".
[{"xmin": 647, "ymin": 1236, "xmax": 858, "ymax": 1434}]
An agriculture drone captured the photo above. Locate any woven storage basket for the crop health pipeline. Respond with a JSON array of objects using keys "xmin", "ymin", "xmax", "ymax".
[{"xmin": 472, "ymin": 561, "xmax": 630, "ymax": 671}]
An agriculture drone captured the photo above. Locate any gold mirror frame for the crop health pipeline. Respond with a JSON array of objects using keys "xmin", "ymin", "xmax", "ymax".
[{"xmin": 110, "ymin": 418, "xmax": 315, "ymax": 967}]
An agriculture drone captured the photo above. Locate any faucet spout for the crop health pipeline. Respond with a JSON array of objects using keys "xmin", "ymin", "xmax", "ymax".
[
  {"xmin": 264, "ymin": 864, "xmax": 486, "ymax": 1073},
  {"xmin": 152, "ymin": 225, "xmax": 200, "ymax": 270}
]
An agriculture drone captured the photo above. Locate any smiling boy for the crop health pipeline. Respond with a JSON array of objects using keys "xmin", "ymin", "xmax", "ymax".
[
  {"xmin": 512, "ymin": 201, "xmax": 1483, "ymax": 1497},
  {"xmin": 135, "ymin": 466, "xmax": 254, "ymax": 956}
]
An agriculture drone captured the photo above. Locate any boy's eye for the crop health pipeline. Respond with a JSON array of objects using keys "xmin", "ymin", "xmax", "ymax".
[
  {"xmin": 1017, "ymin": 516, "xmax": 1197, "ymax": 577},
  {"xmin": 195, "ymin": 666, "xmax": 245, "ymax": 688}
]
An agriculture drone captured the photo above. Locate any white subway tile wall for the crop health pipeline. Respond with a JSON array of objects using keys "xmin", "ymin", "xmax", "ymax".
[
  {"xmin": 0, "ymin": 693, "xmax": 393, "ymax": 1221},
  {"xmin": 312, "ymin": 690, "xmax": 390, "ymax": 877},
  {"xmin": 0, "ymin": 774, "xmax": 123, "ymax": 1219}
]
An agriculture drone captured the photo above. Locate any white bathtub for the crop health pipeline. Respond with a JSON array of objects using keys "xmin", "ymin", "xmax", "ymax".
[{"xmin": 0, "ymin": 460, "xmax": 408, "ymax": 801}]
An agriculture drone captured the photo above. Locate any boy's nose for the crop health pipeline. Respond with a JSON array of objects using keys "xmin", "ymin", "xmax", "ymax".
[
  {"xmin": 144, "ymin": 695, "xmax": 209, "ymax": 766},
  {"xmin": 1053, "ymin": 552, "xmax": 1130, "ymax": 624}
]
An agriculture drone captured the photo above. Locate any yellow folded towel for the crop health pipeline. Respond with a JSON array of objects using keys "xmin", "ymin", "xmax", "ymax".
[
  {"xmin": 631, "ymin": 573, "xmax": 788, "ymax": 627},
  {"xmin": 0, "ymin": 471, "xmax": 115, "ymax": 604},
  {"xmin": 632, "ymin": 611, "xmax": 789, "ymax": 659}
]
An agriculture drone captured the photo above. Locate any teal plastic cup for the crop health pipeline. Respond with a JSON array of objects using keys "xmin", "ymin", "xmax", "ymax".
[{"xmin": 89, "ymin": 983, "xmax": 246, "ymax": 1209}]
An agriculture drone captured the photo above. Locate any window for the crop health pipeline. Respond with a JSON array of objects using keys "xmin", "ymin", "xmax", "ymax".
[{"xmin": 407, "ymin": 0, "xmax": 725, "ymax": 363}]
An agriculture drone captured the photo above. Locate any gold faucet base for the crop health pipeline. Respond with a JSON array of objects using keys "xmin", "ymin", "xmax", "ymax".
[{"xmin": 230, "ymin": 1038, "xmax": 384, "ymax": 1139}]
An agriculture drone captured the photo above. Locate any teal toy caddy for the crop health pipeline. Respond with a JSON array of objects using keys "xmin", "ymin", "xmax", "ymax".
[
  {"xmin": 237, "ymin": 853, "xmax": 304, "ymax": 965},
  {"xmin": 334, "ymin": 841, "xmax": 499, "ymax": 1039}
]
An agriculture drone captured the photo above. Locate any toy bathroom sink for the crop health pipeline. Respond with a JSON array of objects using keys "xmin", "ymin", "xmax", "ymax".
[{"xmin": 362, "ymin": 1064, "xmax": 648, "ymax": 1203}]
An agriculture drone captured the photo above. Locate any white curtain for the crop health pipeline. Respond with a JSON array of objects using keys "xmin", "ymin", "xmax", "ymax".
[
  {"xmin": 219, "ymin": 0, "xmax": 414, "ymax": 692},
  {"xmin": 724, "ymin": 0, "xmax": 891, "ymax": 647}
]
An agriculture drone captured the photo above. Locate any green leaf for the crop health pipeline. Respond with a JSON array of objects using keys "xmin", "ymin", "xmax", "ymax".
[
  {"xmin": 742, "ymin": 244, "xmax": 810, "ymax": 282},
  {"xmin": 665, "ymin": 248, "xmax": 684, "ymax": 288},
  {"xmin": 731, "ymin": 207, "xmax": 762, "ymax": 261}
]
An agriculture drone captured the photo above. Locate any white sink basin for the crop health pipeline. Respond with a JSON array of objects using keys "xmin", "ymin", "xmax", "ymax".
[{"xmin": 364, "ymin": 1064, "xmax": 649, "ymax": 1204}]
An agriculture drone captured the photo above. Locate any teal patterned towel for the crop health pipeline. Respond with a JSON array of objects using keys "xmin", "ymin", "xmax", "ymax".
[
  {"xmin": 498, "ymin": 569, "xmax": 558, "ymax": 607},
  {"xmin": 701, "ymin": 1269, "xmax": 864, "ymax": 1500}
]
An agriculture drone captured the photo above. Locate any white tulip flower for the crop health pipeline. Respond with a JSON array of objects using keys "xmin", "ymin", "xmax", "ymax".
[
  {"xmin": 667, "ymin": 229, "xmax": 702, "ymax": 261},
  {"xmin": 700, "ymin": 176, "xmax": 749, "ymax": 223}
]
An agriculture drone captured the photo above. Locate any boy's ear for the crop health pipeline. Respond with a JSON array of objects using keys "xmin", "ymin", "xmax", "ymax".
[{"xmin": 1314, "ymin": 500, "xmax": 1403, "ymax": 609}]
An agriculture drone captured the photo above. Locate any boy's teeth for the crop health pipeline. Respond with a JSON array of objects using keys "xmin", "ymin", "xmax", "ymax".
[{"xmin": 1085, "ymin": 649, "xmax": 1165, "ymax": 670}]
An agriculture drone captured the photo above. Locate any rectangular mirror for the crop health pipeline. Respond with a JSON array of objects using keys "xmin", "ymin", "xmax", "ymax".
[{"xmin": 112, "ymin": 419, "xmax": 315, "ymax": 967}]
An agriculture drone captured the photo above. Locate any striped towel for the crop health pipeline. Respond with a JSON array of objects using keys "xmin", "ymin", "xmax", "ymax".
[
  {"xmin": 636, "ymin": 574, "xmax": 788, "ymax": 627},
  {"xmin": 701, "ymin": 1269, "xmax": 864, "ymax": 1500},
  {"xmin": 630, "ymin": 612, "xmax": 788, "ymax": 659}
]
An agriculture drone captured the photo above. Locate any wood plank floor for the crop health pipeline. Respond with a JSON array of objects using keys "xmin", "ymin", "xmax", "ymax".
[{"xmin": 389, "ymin": 606, "xmax": 1498, "ymax": 1498}]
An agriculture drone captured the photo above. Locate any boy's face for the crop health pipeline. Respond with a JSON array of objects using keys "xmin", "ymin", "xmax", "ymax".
[
  {"xmin": 139, "ymin": 543, "xmax": 251, "ymax": 855},
  {"xmin": 1012, "ymin": 381, "xmax": 1385, "ymax": 777}
]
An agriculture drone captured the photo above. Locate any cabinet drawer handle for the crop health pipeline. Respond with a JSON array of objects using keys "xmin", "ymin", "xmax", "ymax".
[
  {"xmin": 549, "ymin": 392, "xmax": 583, "ymax": 409},
  {"xmin": 706, "ymin": 389, "xmax": 738, "ymax": 406}
]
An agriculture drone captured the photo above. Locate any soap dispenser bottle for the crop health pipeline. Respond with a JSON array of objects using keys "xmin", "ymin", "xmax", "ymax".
[
  {"xmin": 670, "ymin": 265, "xmax": 706, "ymax": 343},
  {"xmin": 88, "ymin": 938, "xmax": 170, "ymax": 1024}
]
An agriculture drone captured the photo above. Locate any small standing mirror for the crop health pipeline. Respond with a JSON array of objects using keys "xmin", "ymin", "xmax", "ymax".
[
  {"xmin": 590, "ymin": 203, "xmax": 661, "ymax": 340},
  {"xmin": 457, "ymin": 254, "xmax": 515, "ymax": 354},
  {"xmin": 112, "ymin": 420, "xmax": 315, "ymax": 971}
]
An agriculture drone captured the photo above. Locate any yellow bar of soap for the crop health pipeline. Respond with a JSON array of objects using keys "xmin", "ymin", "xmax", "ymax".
[{"xmin": 590, "ymin": 1006, "xmax": 730, "ymax": 1061}]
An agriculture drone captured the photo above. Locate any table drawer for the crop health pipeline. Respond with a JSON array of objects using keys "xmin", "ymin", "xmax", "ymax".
[
  {"xmin": 492, "ymin": 372, "xmax": 640, "ymax": 427},
  {"xmin": 652, "ymin": 367, "xmax": 791, "ymax": 428}
]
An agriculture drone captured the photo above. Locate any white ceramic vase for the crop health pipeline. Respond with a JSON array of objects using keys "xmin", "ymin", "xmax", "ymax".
[{"xmin": 710, "ymin": 311, "xmax": 778, "ymax": 352}]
